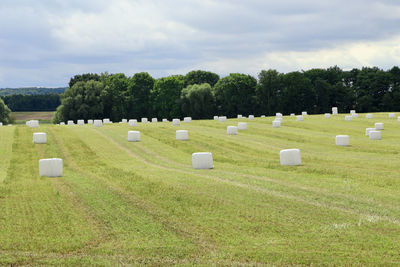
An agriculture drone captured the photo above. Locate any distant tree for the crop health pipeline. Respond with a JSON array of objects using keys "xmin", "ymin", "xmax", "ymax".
[
  {"xmin": 280, "ymin": 72, "xmax": 315, "ymax": 114},
  {"xmin": 69, "ymin": 73, "xmax": 100, "ymax": 88},
  {"xmin": 184, "ymin": 70, "xmax": 220, "ymax": 87},
  {"xmin": 256, "ymin": 69, "xmax": 282, "ymax": 115},
  {"xmin": 180, "ymin": 83, "xmax": 216, "ymax": 119},
  {"xmin": 213, "ymin": 73, "xmax": 257, "ymax": 117},
  {"xmin": 151, "ymin": 75, "xmax": 185, "ymax": 119},
  {"xmin": 0, "ymin": 98, "xmax": 11, "ymax": 124},
  {"xmin": 2, "ymin": 94, "xmax": 60, "ymax": 111},
  {"xmin": 126, "ymin": 72, "xmax": 155, "ymax": 119},
  {"xmin": 101, "ymin": 73, "xmax": 129, "ymax": 121}
]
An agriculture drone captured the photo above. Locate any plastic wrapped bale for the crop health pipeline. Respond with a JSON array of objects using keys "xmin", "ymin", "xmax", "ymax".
[
  {"xmin": 280, "ymin": 149, "xmax": 301, "ymax": 166},
  {"xmin": 93, "ymin": 120, "xmax": 102, "ymax": 127},
  {"xmin": 213, "ymin": 116, "xmax": 218, "ymax": 120},
  {"xmin": 375, "ymin": 122, "xmax": 384, "ymax": 130},
  {"xmin": 351, "ymin": 113, "xmax": 358, "ymax": 118},
  {"xmin": 162, "ymin": 118, "xmax": 168, "ymax": 122},
  {"xmin": 350, "ymin": 110, "xmax": 356, "ymax": 114},
  {"xmin": 296, "ymin": 115, "xmax": 303, "ymax": 121},
  {"xmin": 369, "ymin": 131, "xmax": 381, "ymax": 140},
  {"xmin": 103, "ymin": 118, "xmax": 110, "ymax": 124},
  {"xmin": 365, "ymin": 128, "xmax": 376, "ymax": 136},
  {"xmin": 345, "ymin": 115, "xmax": 352, "ymax": 121},
  {"xmin": 366, "ymin": 114, "xmax": 373, "ymax": 119},
  {"xmin": 238, "ymin": 122, "xmax": 247, "ymax": 130},
  {"xmin": 29, "ymin": 120, "xmax": 39, "ymax": 128},
  {"xmin": 77, "ymin": 120, "xmax": 84, "ymax": 125},
  {"xmin": 176, "ymin": 130, "xmax": 189, "ymax": 140},
  {"xmin": 276, "ymin": 113, "xmax": 283, "ymax": 118},
  {"xmin": 60, "ymin": 122, "xmax": 65, "ymax": 125},
  {"xmin": 128, "ymin": 131, "xmax": 140, "ymax": 142},
  {"xmin": 128, "ymin": 119, "xmax": 137, "ymax": 126},
  {"xmin": 33, "ymin": 132, "xmax": 47, "ymax": 144},
  {"xmin": 88, "ymin": 119, "xmax": 93, "ymax": 124},
  {"xmin": 248, "ymin": 115, "xmax": 254, "ymax": 120},
  {"xmin": 302, "ymin": 111, "xmax": 307, "ymax": 116},
  {"xmin": 324, "ymin": 113, "xmax": 331, "ymax": 118},
  {"xmin": 336, "ymin": 135, "xmax": 349, "ymax": 146},
  {"xmin": 67, "ymin": 120, "xmax": 74, "ymax": 125},
  {"xmin": 227, "ymin": 126, "xmax": 238, "ymax": 135},
  {"xmin": 398, "ymin": 116, "xmax": 400, "ymax": 122},
  {"xmin": 0, "ymin": 122, "xmax": 2, "ymax": 126},
  {"xmin": 39, "ymin": 158, "xmax": 63, "ymax": 177},
  {"xmin": 172, "ymin": 119, "xmax": 180, "ymax": 126},
  {"xmin": 389, "ymin": 113, "xmax": 395, "ymax": 118},
  {"xmin": 332, "ymin": 107, "xmax": 338, "ymax": 115},
  {"xmin": 272, "ymin": 120, "xmax": 281, "ymax": 128},
  {"xmin": 237, "ymin": 114, "xmax": 242, "ymax": 118},
  {"xmin": 290, "ymin": 113, "xmax": 295, "ymax": 116},
  {"xmin": 192, "ymin": 152, "xmax": 213, "ymax": 169},
  {"xmin": 141, "ymin": 118, "xmax": 148, "ymax": 123},
  {"xmin": 261, "ymin": 115, "xmax": 266, "ymax": 118},
  {"xmin": 219, "ymin": 116, "xmax": 227, "ymax": 122},
  {"xmin": 151, "ymin": 118, "xmax": 158, "ymax": 123},
  {"xmin": 184, "ymin": 117, "xmax": 191, "ymax": 123},
  {"xmin": 122, "ymin": 119, "xmax": 127, "ymax": 123}
]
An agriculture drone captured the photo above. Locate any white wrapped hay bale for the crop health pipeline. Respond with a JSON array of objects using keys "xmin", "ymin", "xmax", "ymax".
[
  {"xmin": 39, "ymin": 158, "xmax": 63, "ymax": 177},
  {"xmin": 302, "ymin": 111, "xmax": 307, "ymax": 116},
  {"xmin": 33, "ymin": 132, "xmax": 47, "ymax": 144},
  {"xmin": 351, "ymin": 113, "xmax": 358, "ymax": 118},
  {"xmin": 176, "ymin": 130, "xmax": 188, "ymax": 140},
  {"xmin": 365, "ymin": 128, "xmax": 376, "ymax": 136},
  {"xmin": 248, "ymin": 115, "xmax": 254, "ymax": 120},
  {"xmin": 88, "ymin": 119, "xmax": 93, "ymax": 124},
  {"xmin": 237, "ymin": 122, "xmax": 247, "ymax": 130},
  {"xmin": 219, "ymin": 116, "xmax": 227, "ymax": 122},
  {"xmin": 332, "ymin": 107, "xmax": 338, "ymax": 115},
  {"xmin": 280, "ymin": 149, "xmax": 301, "ymax": 166},
  {"xmin": 27, "ymin": 120, "xmax": 39, "ymax": 128},
  {"xmin": 272, "ymin": 120, "xmax": 281, "ymax": 128},
  {"xmin": 128, "ymin": 119, "xmax": 137, "ymax": 126},
  {"xmin": 93, "ymin": 120, "xmax": 102, "ymax": 127},
  {"xmin": 128, "ymin": 131, "xmax": 140, "ymax": 142},
  {"xmin": 296, "ymin": 115, "xmax": 303, "ymax": 121},
  {"xmin": 103, "ymin": 118, "xmax": 110, "ymax": 124},
  {"xmin": 77, "ymin": 120, "xmax": 84, "ymax": 125},
  {"xmin": 151, "ymin": 118, "xmax": 158, "ymax": 123},
  {"xmin": 227, "ymin": 126, "xmax": 238, "ymax": 135},
  {"xmin": 192, "ymin": 152, "xmax": 213, "ymax": 169},
  {"xmin": 237, "ymin": 114, "xmax": 242, "ymax": 119},
  {"xmin": 366, "ymin": 114, "xmax": 373, "ymax": 119},
  {"xmin": 375, "ymin": 122, "xmax": 384, "ymax": 130},
  {"xmin": 389, "ymin": 113, "xmax": 395, "ymax": 118},
  {"xmin": 121, "ymin": 119, "xmax": 127, "ymax": 123},
  {"xmin": 324, "ymin": 113, "xmax": 331, "ymax": 118},
  {"xmin": 290, "ymin": 113, "xmax": 295, "ymax": 116},
  {"xmin": 336, "ymin": 135, "xmax": 349, "ymax": 146},
  {"xmin": 398, "ymin": 116, "xmax": 400, "ymax": 122},
  {"xmin": 345, "ymin": 115, "xmax": 352, "ymax": 121},
  {"xmin": 261, "ymin": 115, "xmax": 266, "ymax": 118},
  {"xmin": 172, "ymin": 118, "xmax": 180, "ymax": 126},
  {"xmin": 184, "ymin": 117, "xmax": 191, "ymax": 123},
  {"xmin": 276, "ymin": 113, "xmax": 283, "ymax": 118},
  {"xmin": 0, "ymin": 122, "xmax": 2, "ymax": 126},
  {"xmin": 350, "ymin": 110, "xmax": 356, "ymax": 114},
  {"xmin": 60, "ymin": 122, "xmax": 65, "ymax": 125},
  {"xmin": 67, "ymin": 120, "xmax": 74, "ymax": 125},
  {"xmin": 162, "ymin": 118, "xmax": 168, "ymax": 122},
  {"xmin": 369, "ymin": 131, "xmax": 381, "ymax": 140},
  {"xmin": 141, "ymin": 118, "xmax": 148, "ymax": 123},
  {"xmin": 213, "ymin": 116, "xmax": 218, "ymax": 120}
]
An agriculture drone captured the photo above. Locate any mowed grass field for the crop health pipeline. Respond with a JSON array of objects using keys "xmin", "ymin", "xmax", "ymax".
[{"xmin": 0, "ymin": 113, "xmax": 399, "ymax": 266}]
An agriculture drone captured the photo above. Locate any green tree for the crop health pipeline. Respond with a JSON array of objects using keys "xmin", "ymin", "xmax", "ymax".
[
  {"xmin": 280, "ymin": 72, "xmax": 315, "ymax": 114},
  {"xmin": 101, "ymin": 73, "xmax": 129, "ymax": 121},
  {"xmin": 256, "ymin": 69, "xmax": 282, "ymax": 115},
  {"xmin": 69, "ymin": 73, "xmax": 100, "ymax": 88},
  {"xmin": 184, "ymin": 70, "xmax": 220, "ymax": 87},
  {"xmin": 0, "ymin": 98, "xmax": 11, "ymax": 124},
  {"xmin": 180, "ymin": 83, "xmax": 216, "ymax": 119},
  {"xmin": 126, "ymin": 72, "xmax": 154, "ymax": 119}
]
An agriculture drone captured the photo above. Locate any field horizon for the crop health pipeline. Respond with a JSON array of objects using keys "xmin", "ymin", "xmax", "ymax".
[{"xmin": 0, "ymin": 113, "xmax": 399, "ymax": 266}]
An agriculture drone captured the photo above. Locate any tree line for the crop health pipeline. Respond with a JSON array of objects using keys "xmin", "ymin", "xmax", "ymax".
[
  {"xmin": 53, "ymin": 66, "xmax": 400, "ymax": 123},
  {"xmin": 1, "ymin": 94, "xmax": 61, "ymax": 111}
]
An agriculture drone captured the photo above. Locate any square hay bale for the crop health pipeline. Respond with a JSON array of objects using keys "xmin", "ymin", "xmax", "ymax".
[
  {"xmin": 67, "ymin": 120, "xmax": 74, "ymax": 125},
  {"xmin": 389, "ymin": 113, "xmax": 395, "ymax": 118},
  {"xmin": 141, "ymin": 118, "xmax": 148, "ymax": 123},
  {"xmin": 128, "ymin": 119, "xmax": 137, "ymax": 126},
  {"xmin": 332, "ymin": 107, "xmax": 338, "ymax": 115},
  {"xmin": 302, "ymin": 111, "xmax": 307, "ymax": 116},
  {"xmin": 351, "ymin": 113, "xmax": 358, "ymax": 118},
  {"xmin": 296, "ymin": 115, "xmax": 303, "ymax": 121},
  {"xmin": 213, "ymin": 116, "xmax": 218, "ymax": 120},
  {"xmin": 122, "ymin": 119, "xmax": 127, "ymax": 123},
  {"xmin": 33, "ymin": 132, "xmax": 47, "ymax": 144},
  {"xmin": 276, "ymin": 113, "xmax": 283, "ymax": 118},
  {"xmin": 151, "ymin": 118, "xmax": 158, "ymax": 123},
  {"xmin": 365, "ymin": 128, "xmax": 376, "ymax": 136},
  {"xmin": 176, "ymin": 130, "xmax": 189, "ymax": 140},
  {"xmin": 88, "ymin": 119, "xmax": 93, "ymax": 124},
  {"xmin": 172, "ymin": 118, "xmax": 180, "ymax": 126},
  {"xmin": 238, "ymin": 122, "xmax": 247, "ymax": 130},
  {"xmin": 366, "ymin": 114, "xmax": 373, "ymax": 119},
  {"xmin": 248, "ymin": 115, "xmax": 254, "ymax": 120},
  {"xmin": 39, "ymin": 158, "xmax": 63, "ymax": 177},
  {"xmin": 237, "ymin": 114, "xmax": 242, "ymax": 118},
  {"xmin": 128, "ymin": 131, "xmax": 140, "ymax": 142},
  {"xmin": 369, "ymin": 130, "xmax": 381, "ymax": 140},
  {"xmin": 219, "ymin": 116, "xmax": 227, "ymax": 122},
  {"xmin": 77, "ymin": 120, "xmax": 84, "ymax": 125},
  {"xmin": 272, "ymin": 120, "xmax": 281, "ymax": 128},
  {"xmin": 162, "ymin": 118, "xmax": 168, "ymax": 122},
  {"xmin": 336, "ymin": 135, "xmax": 349, "ymax": 146},
  {"xmin": 324, "ymin": 113, "xmax": 331, "ymax": 118},
  {"xmin": 103, "ymin": 118, "xmax": 110, "ymax": 124},
  {"xmin": 93, "ymin": 120, "xmax": 102, "ymax": 127},
  {"xmin": 192, "ymin": 152, "xmax": 213, "ymax": 169},
  {"xmin": 345, "ymin": 115, "xmax": 352, "ymax": 121},
  {"xmin": 227, "ymin": 126, "xmax": 238, "ymax": 135},
  {"xmin": 184, "ymin": 117, "xmax": 192, "ymax": 123},
  {"xmin": 60, "ymin": 122, "xmax": 65, "ymax": 125},
  {"xmin": 375, "ymin": 122, "xmax": 384, "ymax": 130},
  {"xmin": 280, "ymin": 149, "xmax": 301, "ymax": 166}
]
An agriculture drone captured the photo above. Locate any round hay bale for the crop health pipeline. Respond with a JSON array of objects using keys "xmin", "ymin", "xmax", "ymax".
[
  {"xmin": 128, "ymin": 131, "xmax": 140, "ymax": 142},
  {"xmin": 218, "ymin": 116, "xmax": 227, "ymax": 122},
  {"xmin": 33, "ymin": 132, "xmax": 47, "ymax": 144},
  {"xmin": 389, "ymin": 113, "xmax": 395, "ymax": 118},
  {"xmin": 332, "ymin": 107, "xmax": 338, "ymax": 115},
  {"xmin": 350, "ymin": 110, "xmax": 356, "ymax": 114},
  {"xmin": 176, "ymin": 130, "xmax": 188, "ymax": 140},
  {"xmin": 276, "ymin": 113, "xmax": 283, "ymax": 118},
  {"xmin": 192, "ymin": 152, "xmax": 213, "ymax": 169},
  {"xmin": 213, "ymin": 116, "xmax": 218, "ymax": 120},
  {"xmin": 301, "ymin": 111, "xmax": 307, "ymax": 116},
  {"xmin": 27, "ymin": 120, "xmax": 39, "ymax": 128},
  {"xmin": 280, "ymin": 149, "xmax": 301, "ymax": 166},
  {"xmin": 398, "ymin": 116, "xmax": 400, "ymax": 122},
  {"xmin": 151, "ymin": 118, "xmax": 158, "ymax": 123},
  {"xmin": 162, "ymin": 118, "xmax": 168, "ymax": 122},
  {"xmin": 184, "ymin": 117, "xmax": 191, "ymax": 123},
  {"xmin": 237, "ymin": 114, "xmax": 242, "ymax": 119},
  {"xmin": 365, "ymin": 128, "xmax": 376, "ymax": 136},
  {"xmin": 39, "ymin": 158, "xmax": 63, "ymax": 177},
  {"xmin": 227, "ymin": 126, "xmax": 238, "ymax": 135},
  {"xmin": 172, "ymin": 118, "xmax": 180, "ymax": 126},
  {"xmin": 60, "ymin": 122, "xmax": 65, "ymax": 125},
  {"xmin": 290, "ymin": 113, "xmax": 295, "ymax": 116},
  {"xmin": 237, "ymin": 122, "xmax": 247, "ymax": 130},
  {"xmin": 248, "ymin": 115, "xmax": 254, "ymax": 120},
  {"xmin": 103, "ymin": 118, "xmax": 110, "ymax": 124},
  {"xmin": 77, "ymin": 120, "xmax": 84, "ymax": 125},
  {"xmin": 296, "ymin": 115, "xmax": 303, "ymax": 121},
  {"xmin": 324, "ymin": 113, "xmax": 331, "ymax": 118},
  {"xmin": 336, "ymin": 135, "xmax": 349, "ymax": 146},
  {"xmin": 88, "ymin": 119, "xmax": 93, "ymax": 124},
  {"xmin": 0, "ymin": 122, "xmax": 2, "ymax": 126},
  {"xmin": 121, "ymin": 119, "xmax": 127, "ymax": 123},
  {"xmin": 366, "ymin": 114, "xmax": 373, "ymax": 119},
  {"xmin": 261, "ymin": 115, "xmax": 266, "ymax": 118},
  {"xmin": 375, "ymin": 122, "xmax": 384, "ymax": 130},
  {"xmin": 93, "ymin": 120, "xmax": 102, "ymax": 127},
  {"xmin": 67, "ymin": 120, "xmax": 74, "ymax": 125},
  {"xmin": 369, "ymin": 131, "xmax": 381, "ymax": 140},
  {"xmin": 141, "ymin": 118, "xmax": 148, "ymax": 123},
  {"xmin": 272, "ymin": 120, "xmax": 281, "ymax": 128},
  {"xmin": 345, "ymin": 115, "xmax": 352, "ymax": 121},
  {"xmin": 128, "ymin": 119, "xmax": 137, "ymax": 126}
]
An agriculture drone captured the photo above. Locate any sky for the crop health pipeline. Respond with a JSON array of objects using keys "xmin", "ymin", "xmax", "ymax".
[{"xmin": 1, "ymin": 0, "xmax": 400, "ymax": 87}]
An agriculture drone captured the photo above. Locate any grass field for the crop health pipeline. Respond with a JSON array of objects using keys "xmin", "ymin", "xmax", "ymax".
[
  {"xmin": 11, "ymin": 111, "xmax": 55, "ymax": 124},
  {"xmin": 0, "ymin": 113, "xmax": 399, "ymax": 266}
]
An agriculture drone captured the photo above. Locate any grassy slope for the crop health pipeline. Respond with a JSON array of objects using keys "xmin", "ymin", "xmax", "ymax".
[{"xmin": 0, "ymin": 113, "xmax": 399, "ymax": 266}]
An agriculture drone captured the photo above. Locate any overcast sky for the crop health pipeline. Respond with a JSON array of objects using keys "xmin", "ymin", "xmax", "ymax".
[{"xmin": 1, "ymin": 0, "xmax": 400, "ymax": 87}]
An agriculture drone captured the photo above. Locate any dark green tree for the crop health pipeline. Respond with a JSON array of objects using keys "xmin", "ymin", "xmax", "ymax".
[
  {"xmin": 0, "ymin": 98, "xmax": 11, "ymax": 124},
  {"xmin": 69, "ymin": 73, "xmax": 100, "ymax": 88},
  {"xmin": 184, "ymin": 70, "xmax": 220, "ymax": 87},
  {"xmin": 256, "ymin": 69, "xmax": 282, "ymax": 115},
  {"xmin": 126, "ymin": 72, "xmax": 154, "ymax": 119},
  {"xmin": 180, "ymin": 83, "xmax": 216, "ymax": 119},
  {"xmin": 280, "ymin": 72, "xmax": 315, "ymax": 114}
]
